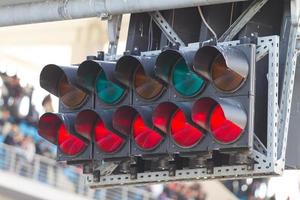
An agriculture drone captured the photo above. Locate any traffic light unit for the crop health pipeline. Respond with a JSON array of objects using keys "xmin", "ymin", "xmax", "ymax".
[{"xmin": 38, "ymin": 36, "xmax": 279, "ymax": 185}]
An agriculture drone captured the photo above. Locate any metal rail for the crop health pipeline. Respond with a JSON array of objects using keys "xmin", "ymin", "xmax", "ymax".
[
  {"xmin": 0, "ymin": 143, "xmax": 153, "ymax": 199},
  {"xmin": 88, "ymin": 35, "xmax": 282, "ymax": 188},
  {"xmin": 0, "ymin": 0, "xmax": 248, "ymax": 27},
  {"xmin": 218, "ymin": 0, "xmax": 269, "ymax": 42},
  {"xmin": 149, "ymin": 11, "xmax": 186, "ymax": 47}
]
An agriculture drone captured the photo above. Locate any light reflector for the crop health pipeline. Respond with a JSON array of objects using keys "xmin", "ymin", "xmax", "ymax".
[
  {"xmin": 134, "ymin": 66, "xmax": 164, "ymax": 100},
  {"xmin": 96, "ymin": 71, "xmax": 125, "ymax": 105},
  {"xmin": 57, "ymin": 123, "xmax": 87, "ymax": 156},
  {"xmin": 209, "ymin": 104, "xmax": 244, "ymax": 144},
  {"xmin": 132, "ymin": 115, "xmax": 163, "ymax": 150},
  {"xmin": 94, "ymin": 118, "xmax": 125, "ymax": 153},
  {"xmin": 170, "ymin": 109, "xmax": 204, "ymax": 148},
  {"xmin": 38, "ymin": 113, "xmax": 88, "ymax": 156},
  {"xmin": 172, "ymin": 57, "xmax": 205, "ymax": 97},
  {"xmin": 211, "ymin": 55, "xmax": 244, "ymax": 92},
  {"xmin": 75, "ymin": 110, "xmax": 125, "ymax": 153}
]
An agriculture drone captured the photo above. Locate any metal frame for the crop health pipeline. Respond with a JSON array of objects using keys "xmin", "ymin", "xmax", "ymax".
[
  {"xmin": 149, "ymin": 11, "xmax": 186, "ymax": 47},
  {"xmin": 0, "ymin": 143, "xmax": 154, "ymax": 199},
  {"xmin": 0, "ymin": 0, "xmax": 248, "ymax": 27},
  {"xmin": 278, "ymin": 0, "xmax": 300, "ymax": 162},
  {"xmin": 86, "ymin": 35, "xmax": 282, "ymax": 188},
  {"xmin": 107, "ymin": 15, "xmax": 123, "ymax": 60},
  {"xmin": 218, "ymin": 0, "xmax": 269, "ymax": 42}
]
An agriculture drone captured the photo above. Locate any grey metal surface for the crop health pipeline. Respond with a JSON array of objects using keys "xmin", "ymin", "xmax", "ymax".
[
  {"xmin": 149, "ymin": 11, "xmax": 185, "ymax": 46},
  {"xmin": 107, "ymin": 15, "xmax": 122, "ymax": 60},
  {"xmin": 218, "ymin": 0, "xmax": 269, "ymax": 42},
  {"xmin": 278, "ymin": 0, "xmax": 300, "ymax": 161},
  {"xmin": 0, "ymin": 143, "xmax": 154, "ymax": 199},
  {"xmin": 286, "ymin": 55, "xmax": 300, "ymax": 168},
  {"xmin": 0, "ymin": 0, "xmax": 248, "ymax": 27},
  {"xmin": 0, "ymin": 0, "xmax": 43, "ymax": 6},
  {"xmin": 88, "ymin": 36, "xmax": 282, "ymax": 188}
]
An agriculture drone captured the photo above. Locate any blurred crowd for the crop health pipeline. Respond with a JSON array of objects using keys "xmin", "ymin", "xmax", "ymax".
[
  {"xmin": 0, "ymin": 73, "xmax": 294, "ymax": 200},
  {"xmin": 157, "ymin": 183, "xmax": 206, "ymax": 200},
  {"xmin": 0, "ymin": 73, "xmax": 55, "ymax": 163}
]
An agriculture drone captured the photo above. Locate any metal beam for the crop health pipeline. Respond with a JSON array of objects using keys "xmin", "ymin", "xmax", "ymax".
[
  {"xmin": 218, "ymin": 0, "xmax": 269, "ymax": 42},
  {"xmin": 0, "ymin": 0, "xmax": 43, "ymax": 6},
  {"xmin": 0, "ymin": 0, "xmax": 248, "ymax": 27},
  {"xmin": 149, "ymin": 11, "xmax": 186, "ymax": 47}
]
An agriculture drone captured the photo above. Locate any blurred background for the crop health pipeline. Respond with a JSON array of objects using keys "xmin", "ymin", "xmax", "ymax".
[{"xmin": 0, "ymin": 17, "xmax": 299, "ymax": 200}]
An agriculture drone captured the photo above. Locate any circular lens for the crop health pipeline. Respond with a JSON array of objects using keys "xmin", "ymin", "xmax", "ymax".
[
  {"xmin": 94, "ymin": 119, "xmax": 124, "ymax": 153},
  {"xmin": 96, "ymin": 72, "xmax": 125, "ymax": 104},
  {"xmin": 57, "ymin": 124, "xmax": 87, "ymax": 156},
  {"xmin": 58, "ymin": 75, "xmax": 87, "ymax": 108},
  {"xmin": 209, "ymin": 104, "xmax": 243, "ymax": 143},
  {"xmin": 170, "ymin": 109, "xmax": 204, "ymax": 148},
  {"xmin": 134, "ymin": 67, "xmax": 164, "ymax": 100},
  {"xmin": 172, "ymin": 58, "xmax": 205, "ymax": 97},
  {"xmin": 211, "ymin": 55, "xmax": 244, "ymax": 92},
  {"xmin": 132, "ymin": 115, "xmax": 163, "ymax": 150}
]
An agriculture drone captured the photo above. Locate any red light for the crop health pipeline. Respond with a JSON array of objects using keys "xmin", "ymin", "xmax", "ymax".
[
  {"xmin": 192, "ymin": 98, "xmax": 216, "ymax": 130},
  {"xmin": 152, "ymin": 113, "xmax": 169, "ymax": 133},
  {"xmin": 170, "ymin": 109, "xmax": 204, "ymax": 148},
  {"xmin": 38, "ymin": 113, "xmax": 59, "ymax": 144},
  {"xmin": 132, "ymin": 115, "xmax": 163, "ymax": 150},
  {"xmin": 94, "ymin": 119, "xmax": 125, "ymax": 153},
  {"xmin": 209, "ymin": 104, "xmax": 243, "ymax": 143},
  {"xmin": 57, "ymin": 123, "xmax": 87, "ymax": 156},
  {"xmin": 75, "ymin": 110, "xmax": 97, "ymax": 141}
]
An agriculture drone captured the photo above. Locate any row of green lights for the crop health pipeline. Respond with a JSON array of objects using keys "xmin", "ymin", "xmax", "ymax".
[{"xmin": 95, "ymin": 59, "xmax": 205, "ymax": 105}]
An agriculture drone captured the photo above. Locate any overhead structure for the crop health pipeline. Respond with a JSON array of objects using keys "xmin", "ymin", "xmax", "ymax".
[
  {"xmin": 0, "ymin": 0, "xmax": 248, "ymax": 27},
  {"xmin": 14, "ymin": 0, "xmax": 300, "ymax": 188},
  {"xmin": 38, "ymin": 34, "xmax": 283, "ymax": 187}
]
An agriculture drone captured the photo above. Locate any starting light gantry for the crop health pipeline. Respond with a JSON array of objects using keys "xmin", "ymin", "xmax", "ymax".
[{"xmin": 37, "ymin": 34, "xmax": 285, "ymax": 187}]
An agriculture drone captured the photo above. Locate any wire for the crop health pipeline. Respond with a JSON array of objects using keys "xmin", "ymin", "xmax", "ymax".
[
  {"xmin": 147, "ymin": 17, "xmax": 153, "ymax": 51},
  {"xmin": 167, "ymin": 9, "xmax": 175, "ymax": 46},
  {"xmin": 198, "ymin": 6, "xmax": 217, "ymax": 40},
  {"xmin": 229, "ymin": 2, "xmax": 235, "ymax": 26}
]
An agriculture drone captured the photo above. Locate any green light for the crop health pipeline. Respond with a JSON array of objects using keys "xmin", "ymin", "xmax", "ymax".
[
  {"xmin": 172, "ymin": 58, "xmax": 205, "ymax": 97},
  {"xmin": 96, "ymin": 72, "xmax": 125, "ymax": 104}
]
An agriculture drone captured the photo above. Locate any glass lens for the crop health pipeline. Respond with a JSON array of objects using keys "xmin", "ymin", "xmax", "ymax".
[
  {"xmin": 58, "ymin": 75, "xmax": 87, "ymax": 108},
  {"xmin": 57, "ymin": 124, "xmax": 87, "ymax": 156},
  {"xmin": 170, "ymin": 109, "xmax": 204, "ymax": 148},
  {"xmin": 209, "ymin": 104, "xmax": 243, "ymax": 143},
  {"xmin": 133, "ymin": 115, "xmax": 163, "ymax": 150},
  {"xmin": 96, "ymin": 72, "xmax": 125, "ymax": 105},
  {"xmin": 134, "ymin": 67, "xmax": 164, "ymax": 100},
  {"xmin": 192, "ymin": 98, "xmax": 216, "ymax": 130},
  {"xmin": 94, "ymin": 119, "xmax": 124, "ymax": 153},
  {"xmin": 38, "ymin": 114, "xmax": 59, "ymax": 144},
  {"xmin": 211, "ymin": 55, "xmax": 244, "ymax": 92},
  {"xmin": 172, "ymin": 58, "xmax": 205, "ymax": 97}
]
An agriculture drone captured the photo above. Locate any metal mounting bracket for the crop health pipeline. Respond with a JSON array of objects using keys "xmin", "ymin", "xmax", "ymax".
[
  {"xmin": 218, "ymin": 0, "xmax": 269, "ymax": 42},
  {"xmin": 107, "ymin": 15, "xmax": 122, "ymax": 60},
  {"xmin": 149, "ymin": 11, "xmax": 186, "ymax": 47},
  {"xmin": 86, "ymin": 35, "xmax": 281, "ymax": 188},
  {"xmin": 278, "ymin": 0, "xmax": 300, "ymax": 162}
]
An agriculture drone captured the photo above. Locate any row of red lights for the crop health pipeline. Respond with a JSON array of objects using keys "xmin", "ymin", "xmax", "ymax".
[{"xmin": 38, "ymin": 97, "xmax": 245, "ymax": 156}]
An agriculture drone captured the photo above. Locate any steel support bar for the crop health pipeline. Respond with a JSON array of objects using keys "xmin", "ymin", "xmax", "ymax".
[
  {"xmin": 278, "ymin": 0, "xmax": 300, "ymax": 161},
  {"xmin": 0, "ymin": 0, "xmax": 42, "ymax": 6},
  {"xmin": 297, "ymin": 27, "xmax": 300, "ymax": 51},
  {"xmin": 218, "ymin": 0, "xmax": 269, "ymax": 42},
  {"xmin": 149, "ymin": 11, "xmax": 186, "ymax": 47},
  {"xmin": 107, "ymin": 15, "xmax": 122, "ymax": 60},
  {"xmin": 0, "ymin": 0, "xmax": 248, "ymax": 27}
]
